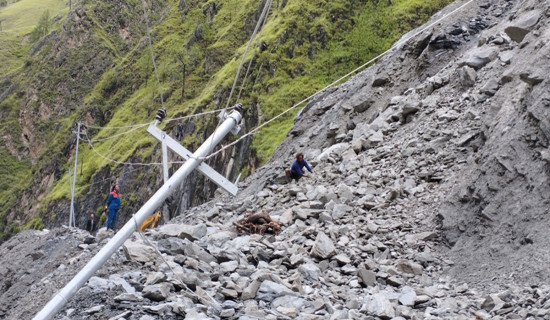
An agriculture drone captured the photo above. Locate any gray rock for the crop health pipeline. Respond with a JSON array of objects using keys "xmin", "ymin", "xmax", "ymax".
[
  {"xmin": 361, "ymin": 293, "xmax": 395, "ymax": 319},
  {"xmin": 336, "ymin": 184, "xmax": 354, "ymax": 203},
  {"xmin": 311, "ymin": 232, "xmax": 336, "ymax": 259},
  {"xmin": 275, "ymin": 306, "xmax": 298, "ymax": 318},
  {"xmin": 220, "ymin": 260, "xmax": 239, "ymax": 273},
  {"xmin": 333, "ymin": 254, "xmax": 351, "ymax": 265},
  {"xmin": 110, "ymin": 275, "xmax": 135, "ymax": 294},
  {"xmin": 498, "ymin": 51, "xmax": 514, "ymax": 64},
  {"xmin": 157, "ymin": 237, "xmax": 186, "ymax": 255},
  {"xmin": 158, "ymin": 223, "xmax": 207, "ymax": 241},
  {"xmin": 460, "ymin": 47, "xmax": 498, "ymax": 70},
  {"xmin": 87, "ymin": 276, "xmax": 110, "ymax": 290},
  {"xmin": 288, "ymin": 185, "xmax": 305, "ymax": 196},
  {"xmin": 242, "ymin": 280, "xmax": 261, "ymax": 300},
  {"xmin": 221, "ymin": 288, "xmax": 239, "ymax": 299},
  {"xmin": 84, "ymin": 305, "xmax": 104, "ymax": 314},
  {"xmin": 272, "ymin": 295, "xmax": 308, "ymax": 310},
  {"xmin": 31, "ymin": 250, "xmax": 44, "ymax": 260},
  {"xmin": 396, "ymin": 259, "xmax": 424, "ymax": 275},
  {"xmin": 142, "ymin": 282, "xmax": 174, "ymax": 301},
  {"xmin": 504, "ymin": 9, "xmax": 542, "ymax": 43},
  {"xmin": 357, "ymin": 268, "xmax": 377, "ymax": 287},
  {"xmin": 332, "ymin": 203, "xmax": 351, "ymax": 220},
  {"xmin": 520, "ymin": 70, "xmax": 544, "ymax": 86},
  {"xmin": 122, "ymin": 239, "xmax": 157, "ymax": 263},
  {"xmin": 108, "ymin": 311, "xmax": 132, "ymax": 320},
  {"xmin": 184, "ymin": 241, "xmax": 216, "ymax": 263},
  {"xmin": 399, "ymin": 286, "xmax": 417, "ymax": 306},
  {"xmin": 145, "ymin": 272, "xmax": 167, "ymax": 285},
  {"xmin": 256, "ymin": 280, "xmax": 296, "ymax": 302},
  {"xmin": 458, "ymin": 66, "xmax": 477, "ymax": 88},
  {"xmin": 480, "ymin": 78, "xmax": 499, "ymax": 96},
  {"xmin": 220, "ymin": 308, "xmax": 236, "ymax": 318},
  {"xmin": 405, "ymin": 232, "xmax": 437, "ymax": 246},
  {"xmin": 386, "ymin": 276, "xmax": 404, "ymax": 287},
  {"xmin": 298, "ymin": 263, "xmax": 322, "ymax": 281},
  {"xmin": 183, "ymin": 310, "xmax": 210, "ymax": 319},
  {"xmin": 114, "ymin": 293, "xmax": 143, "ymax": 302}
]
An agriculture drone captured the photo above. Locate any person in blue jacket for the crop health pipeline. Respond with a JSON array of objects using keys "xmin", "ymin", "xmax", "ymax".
[
  {"xmin": 105, "ymin": 184, "xmax": 121, "ymax": 231},
  {"xmin": 285, "ymin": 153, "xmax": 313, "ymax": 184}
]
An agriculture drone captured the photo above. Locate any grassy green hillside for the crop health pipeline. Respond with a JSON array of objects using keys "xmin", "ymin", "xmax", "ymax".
[
  {"xmin": 0, "ymin": 0, "xmax": 453, "ymax": 240},
  {"xmin": 0, "ymin": 0, "xmax": 68, "ymax": 74}
]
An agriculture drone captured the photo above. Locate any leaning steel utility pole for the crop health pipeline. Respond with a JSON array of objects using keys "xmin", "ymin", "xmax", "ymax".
[
  {"xmin": 69, "ymin": 122, "xmax": 81, "ymax": 228},
  {"xmin": 34, "ymin": 106, "xmax": 243, "ymax": 320}
]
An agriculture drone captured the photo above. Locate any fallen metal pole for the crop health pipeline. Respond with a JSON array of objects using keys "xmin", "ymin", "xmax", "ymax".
[{"xmin": 34, "ymin": 108, "xmax": 243, "ymax": 320}]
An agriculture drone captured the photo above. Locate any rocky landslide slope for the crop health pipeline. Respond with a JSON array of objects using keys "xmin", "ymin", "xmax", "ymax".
[{"xmin": 2, "ymin": 0, "xmax": 550, "ymax": 319}]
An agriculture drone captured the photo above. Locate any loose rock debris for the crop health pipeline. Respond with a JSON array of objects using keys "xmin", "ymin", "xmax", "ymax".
[{"xmin": 233, "ymin": 211, "xmax": 282, "ymax": 235}]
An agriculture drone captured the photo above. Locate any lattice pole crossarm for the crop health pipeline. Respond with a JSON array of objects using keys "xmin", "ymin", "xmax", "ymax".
[{"xmin": 33, "ymin": 107, "xmax": 243, "ymax": 320}]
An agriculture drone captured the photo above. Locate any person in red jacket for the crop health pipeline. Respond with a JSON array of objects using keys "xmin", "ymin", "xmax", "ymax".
[{"xmin": 105, "ymin": 184, "xmax": 121, "ymax": 231}]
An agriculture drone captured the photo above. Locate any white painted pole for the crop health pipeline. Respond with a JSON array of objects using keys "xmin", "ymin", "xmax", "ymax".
[
  {"xmin": 161, "ymin": 134, "xmax": 169, "ymax": 183},
  {"xmin": 33, "ymin": 108, "xmax": 242, "ymax": 320},
  {"xmin": 69, "ymin": 122, "xmax": 81, "ymax": 228}
]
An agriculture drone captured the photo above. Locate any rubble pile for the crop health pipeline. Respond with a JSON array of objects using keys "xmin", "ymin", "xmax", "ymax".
[{"xmin": 1, "ymin": 0, "xmax": 550, "ymax": 319}]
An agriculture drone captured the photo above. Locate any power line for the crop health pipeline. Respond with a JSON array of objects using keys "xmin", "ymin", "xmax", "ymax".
[
  {"xmin": 88, "ymin": 123, "xmax": 150, "ymax": 143},
  {"xmin": 77, "ymin": 0, "xmax": 477, "ymax": 173},
  {"xmin": 140, "ymin": 0, "xmax": 165, "ymax": 110},
  {"xmin": 84, "ymin": 107, "xmax": 228, "ymax": 132},
  {"xmin": 86, "ymin": 122, "xmax": 150, "ymax": 130},
  {"xmin": 73, "ymin": 166, "xmax": 144, "ymax": 192},
  {"xmin": 85, "ymin": 132, "xmax": 162, "ymax": 167},
  {"xmin": 190, "ymin": 0, "xmax": 477, "ymax": 161},
  {"xmin": 224, "ymin": 0, "xmax": 274, "ymax": 110},
  {"xmin": 236, "ymin": 0, "xmax": 272, "ymax": 102}
]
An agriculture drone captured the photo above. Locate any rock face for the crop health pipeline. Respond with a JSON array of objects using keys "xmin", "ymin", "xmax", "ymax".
[{"xmin": 1, "ymin": 0, "xmax": 550, "ymax": 319}]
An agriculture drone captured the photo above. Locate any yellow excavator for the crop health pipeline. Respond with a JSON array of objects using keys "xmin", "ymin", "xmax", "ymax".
[{"xmin": 139, "ymin": 211, "xmax": 162, "ymax": 232}]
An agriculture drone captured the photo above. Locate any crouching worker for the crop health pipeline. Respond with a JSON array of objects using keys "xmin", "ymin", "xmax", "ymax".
[{"xmin": 285, "ymin": 152, "xmax": 313, "ymax": 184}]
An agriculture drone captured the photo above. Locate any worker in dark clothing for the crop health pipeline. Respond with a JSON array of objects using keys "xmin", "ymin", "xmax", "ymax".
[
  {"xmin": 85, "ymin": 213, "xmax": 95, "ymax": 233},
  {"xmin": 285, "ymin": 153, "xmax": 313, "ymax": 183},
  {"xmin": 105, "ymin": 184, "xmax": 121, "ymax": 231}
]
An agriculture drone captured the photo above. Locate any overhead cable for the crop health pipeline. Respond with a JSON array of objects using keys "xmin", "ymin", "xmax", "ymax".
[
  {"xmin": 88, "ymin": 123, "xmax": 150, "ymax": 143},
  {"xmin": 141, "ymin": 0, "xmax": 165, "ymax": 110},
  {"xmin": 224, "ymin": 0, "xmax": 274, "ymax": 110},
  {"xmin": 236, "ymin": 0, "xmax": 273, "ymax": 102},
  {"xmin": 192, "ymin": 0, "xmax": 477, "ymax": 161}
]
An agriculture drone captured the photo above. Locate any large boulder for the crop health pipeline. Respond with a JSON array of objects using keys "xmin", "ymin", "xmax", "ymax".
[
  {"xmin": 459, "ymin": 47, "xmax": 498, "ymax": 70},
  {"xmin": 157, "ymin": 223, "xmax": 207, "ymax": 241},
  {"xmin": 311, "ymin": 232, "xmax": 336, "ymax": 259},
  {"xmin": 142, "ymin": 282, "xmax": 174, "ymax": 301},
  {"xmin": 256, "ymin": 280, "xmax": 296, "ymax": 302},
  {"xmin": 122, "ymin": 239, "xmax": 157, "ymax": 263},
  {"xmin": 504, "ymin": 9, "xmax": 542, "ymax": 43}
]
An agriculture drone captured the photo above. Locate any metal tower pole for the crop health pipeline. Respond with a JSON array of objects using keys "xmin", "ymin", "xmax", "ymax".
[
  {"xmin": 33, "ymin": 108, "xmax": 242, "ymax": 320},
  {"xmin": 69, "ymin": 122, "xmax": 81, "ymax": 228}
]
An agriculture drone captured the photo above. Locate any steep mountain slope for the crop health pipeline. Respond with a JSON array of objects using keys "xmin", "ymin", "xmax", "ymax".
[
  {"xmin": 1, "ymin": 0, "xmax": 550, "ymax": 319},
  {"xmin": 0, "ymin": 0, "xmax": 453, "ymax": 242}
]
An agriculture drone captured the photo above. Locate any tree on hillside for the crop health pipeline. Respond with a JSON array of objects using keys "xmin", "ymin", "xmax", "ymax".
[
  {"xmin": 174, "ymin": 45, "xmax": 202, "ymax": 103},
  {"xmin": 31, "ymin": 10, "xmax": 51, "ymax": 42}
]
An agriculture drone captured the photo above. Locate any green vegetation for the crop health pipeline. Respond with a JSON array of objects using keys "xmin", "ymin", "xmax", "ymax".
[
  {"xmin": 30, "ymin": 10, "xmax": 51, "ymax": 42},
  {"xmin": 0, "ymin": 0, "xmax": 67, "ymax": 75},
  {"xmin": 0, "ymin": 0, "xmax": 453, "ymax": 239}
]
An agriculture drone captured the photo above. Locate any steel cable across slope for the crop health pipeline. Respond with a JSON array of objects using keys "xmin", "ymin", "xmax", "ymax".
[
  {"xmin": 187, "ymin": 0, "xmax": 478, "ymax": 162},
  {"xmin": 80, "ymin": 0, "xmax": 477, "ymax": 171}
]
